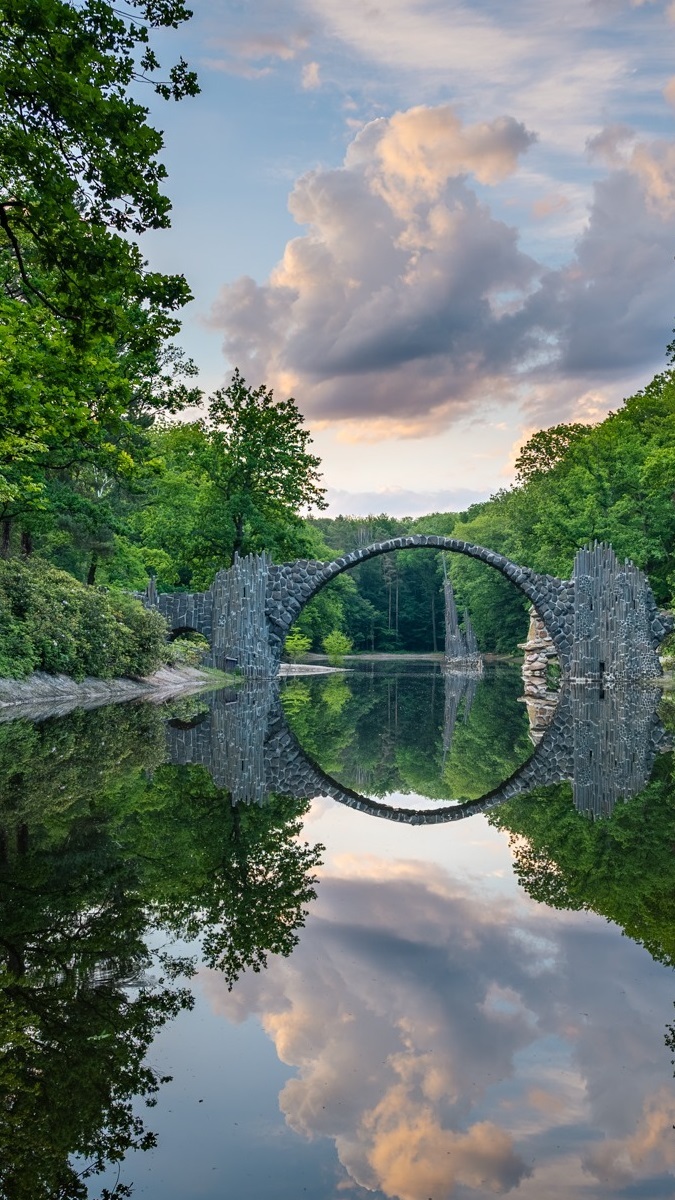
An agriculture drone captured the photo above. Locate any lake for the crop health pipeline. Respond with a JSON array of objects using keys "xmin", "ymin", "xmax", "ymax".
[{"xmin": 1, "ymin": 659, "xmax": 674, "ymax": 1200}]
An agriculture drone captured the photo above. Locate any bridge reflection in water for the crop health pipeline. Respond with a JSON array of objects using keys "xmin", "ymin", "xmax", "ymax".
[{"xmin": 166, "ymin": 674, "xmax": 670, "ymax": 823}]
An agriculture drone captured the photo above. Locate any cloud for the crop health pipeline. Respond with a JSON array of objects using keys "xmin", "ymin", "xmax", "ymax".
[
  {"xmin": 235, "ymin": 32, "xmax": 310, "ymax": 61},
  {"xmin": 202, "ymin": 859, "xmax": 675, "ymax": 1199},
  {"xmin": 299, "ymin": 0, "xmax": 532, "ymax": 81},
  {"xmin": 323, "ymin": 485, "xmax": 492, "ymax": 517},
  {"xmin": 582, "ymin": 1089, "xmax": 675, "ymax": 1187},
  {"xmin": 203, "ymin": 28, "xmax": 310, "ymax": 76},
  {"xmin": 208, "ymin": 103, "xmax": 675, "ymax": 438},
  {"xmin": 531, "ymin": 194, "xmax": 572, "ymax": 220},
  {"xmin": 209, "ymin": 104, "xmax": 543, "ymax": 435},
  {"xmin": 663, "ymin": 75, "xmax": 675, "ymax": 106},
  {"xmin": 301, "ymin": 61, "xmax": 321, "ymax": 89}
]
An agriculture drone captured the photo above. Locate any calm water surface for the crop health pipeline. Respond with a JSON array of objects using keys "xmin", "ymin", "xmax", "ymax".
[{"xmin": 1, "ymin": 660, "xmax": 674, "ymax": 1200}]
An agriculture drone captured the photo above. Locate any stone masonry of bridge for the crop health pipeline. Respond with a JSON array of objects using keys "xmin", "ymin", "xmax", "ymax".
[
  {"xmin": 144, "ymin": 537, "xmax": 673, "ymax": 682},
  {"xmin": 167, "ymin": 678, "xmax": 669, "ymax": 823}
]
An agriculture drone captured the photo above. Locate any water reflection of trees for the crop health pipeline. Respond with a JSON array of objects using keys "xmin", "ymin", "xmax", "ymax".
[
  {"xmin": 280, "ymin": 663, "xmax": 532, "ymax": 802},
  {"xmin": 0, "ymin": 706, "xmax": 323, "ymax": 1198}
]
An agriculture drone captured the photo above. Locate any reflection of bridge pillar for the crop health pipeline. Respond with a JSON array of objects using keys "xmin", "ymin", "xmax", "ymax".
[
  {"xmin": 571, "ymin": 683, "xmax": 667, "ymax": 818},
  {"xmin": 442, "ymin": 671, "xmax": 478, "ymax": 762},
  {"xmin": 167, "ymin": 681, "xmax": 277, "ymax": 803}
]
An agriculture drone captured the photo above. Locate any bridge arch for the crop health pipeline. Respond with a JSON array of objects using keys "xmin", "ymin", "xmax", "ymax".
[
  {"xmin": 264, "ymin": 699, "xmax": 570, "ymax": 824},
  {"xmin": 265, "ymin": 535, "xmax": 573, "ymax": 671}
]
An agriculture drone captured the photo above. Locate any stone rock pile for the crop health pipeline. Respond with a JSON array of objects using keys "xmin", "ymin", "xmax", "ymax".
[{"xmin": 519, "ymin": 608, "xmax": 559, "ymax": 743}]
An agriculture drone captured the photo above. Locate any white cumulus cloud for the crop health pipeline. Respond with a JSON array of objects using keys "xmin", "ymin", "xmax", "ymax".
[{"xmin": 208, "ymin": 103, "xmax": 675, "ymax": 439}]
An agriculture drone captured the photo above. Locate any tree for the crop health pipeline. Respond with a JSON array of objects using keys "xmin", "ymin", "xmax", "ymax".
[
  {"xmin": 0, "ymin": 0, "xmax": 201, "ymax": 559},
  {"xmin": 489, "ymin": 756, "xmax": 675, "ymax": 967},
  {"xmin": 0, "ymin": 703, "xmax": 325, "ymax": 1191},
  {"xmin": 0, "ymin": 301, "xmax": 201, "ymax": 569},
  {"xmin": 0, "ymin": 0, "xmax": 198, "ymax": 329},
  {"xmin": 205, "ymin": 369, "xmax": 327, "ymax": 561},
  {"xmin": 514, "ymin": 423, "xmax": 593, "ymax": 483}
]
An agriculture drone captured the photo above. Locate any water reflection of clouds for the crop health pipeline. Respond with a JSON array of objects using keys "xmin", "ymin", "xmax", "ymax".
[{"xmin": 203, "ymin": 859, "xmax": 675, "ymax": 1199}]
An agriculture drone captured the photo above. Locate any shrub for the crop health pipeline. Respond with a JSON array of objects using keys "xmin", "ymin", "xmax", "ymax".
[
  {"xmin": 164, "ymin": 632, "xmax": 210, "ymax": 668},
  {"xmin": 321, "ymin": 630, "xmax": 353, "ymax": 662},
  {"xmin": 0, "ymin": 557, "xmax": 168, "ymax": 680},
  {"xmin": 284, "ymin": 629, "xmax": 312, "ymax": 661}
]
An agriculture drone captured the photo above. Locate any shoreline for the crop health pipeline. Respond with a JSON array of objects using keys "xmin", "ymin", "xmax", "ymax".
[
  {"xmin": 0, "ymin": 665, "xmax": 234, "ymax": 722},
  {"xmin": 297, "ymin": 651, "xmax": 522, "ymax": 664}
]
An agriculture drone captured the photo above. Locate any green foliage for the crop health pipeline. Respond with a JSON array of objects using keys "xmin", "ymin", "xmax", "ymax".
[
  {"xmin": 0, "ymin": 0, "xmax": 198, "ymax": 329},
  {"xmin": 121, "ymin": 410, "xmax": 326, "ymax": 591},
  {"xmin": 301, "ymin": 369, "xmax": 675, "ymax": 654},
  {"xmin": 0, "ymin": 557, "xmax": 167, "ymax": 679},
  {"xmin": 284, "ymin": 629, "xmax": 312, "ymax": 660},
  {"xmin": 164, "ymin": 631, "xmax": 209, "ymax": 667},
  {"xmin": 322, "ymin": 630, "xmax": 353, "ymax": 661},
  {"xmin": 514, "ymin": 423, "xmax": 593, "ymax": 483},
  {"xmin": 303, "ymin": 513, "xmax": 449, "ymax": 653},
  {"xmin": 0, "ymin": 699, "xmax": 324, "ymax": 1191},
  {"xmin": 205, "ymin": 369, "xmax": 327, "ymax": 562},
  {"xmin": 0, "ymin": 0, "xmax": 201, "ymax": 568},
  {"xmin": 281, "ymin": 663, "xmax": 532, "ymax": 802}
]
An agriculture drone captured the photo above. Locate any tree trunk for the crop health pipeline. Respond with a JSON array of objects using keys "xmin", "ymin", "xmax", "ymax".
[
  {"xmin": 87, "ymin": 551, "xmax": 98, "ymax": 586},
  {"xmin": 232, "ymin": 513, "xmax": 245, "ymax": 560},
  {"xmin": 20, "ymin": 529, "xmax": 32, "ymax": 556},
  {"xmin": 0, "ymin": 519, "xmax": 11, "ymax": 558}
]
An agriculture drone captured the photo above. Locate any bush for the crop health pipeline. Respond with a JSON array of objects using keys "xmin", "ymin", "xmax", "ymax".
[
  {"xmin": 321, "ymin": 630, "xmax": 353, "ymax": 662},
  {"xmin": 164, "ymin": 632, "xmax": 210, "ymax": 668},
  {"xmin": 284, "ymin": 629, "xmax": 312, "ymax": 661},
  {"xmin": 0, "ymin": 557, "xmax": 168, "ymax": 680}
]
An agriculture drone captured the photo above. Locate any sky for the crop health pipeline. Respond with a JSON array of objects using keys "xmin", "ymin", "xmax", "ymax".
[{"xmin": 143, "ymin": 0, "xmax": 675, "ymax": 515}]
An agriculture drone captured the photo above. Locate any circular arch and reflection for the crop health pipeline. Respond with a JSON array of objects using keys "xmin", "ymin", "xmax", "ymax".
[{"xmin": 267, "ymin": 691, "xmax": 563, "ymax": 825}]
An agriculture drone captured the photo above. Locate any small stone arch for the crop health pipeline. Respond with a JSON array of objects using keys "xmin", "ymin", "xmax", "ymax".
[{"xmin": 167, "ymin": 624, "xmax": 204, "ymax": 642}]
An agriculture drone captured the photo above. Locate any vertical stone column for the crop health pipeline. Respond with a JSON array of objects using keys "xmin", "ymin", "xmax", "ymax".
[
  {"xmin": 519, "ymin": 608, "xmax": 559, "ymax": 743},
  {"xmin": 208, "ymin": 552, "xmax": 275, "ymax": 677},
  {"xmin": 571, "ymin": 543, "xmax": 661, "ymax": 681}
]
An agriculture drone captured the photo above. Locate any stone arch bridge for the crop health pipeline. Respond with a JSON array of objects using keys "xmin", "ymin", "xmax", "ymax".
[{"xmin": 143, "ymin": 537, "xmax": 672, "ymax": 682}]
